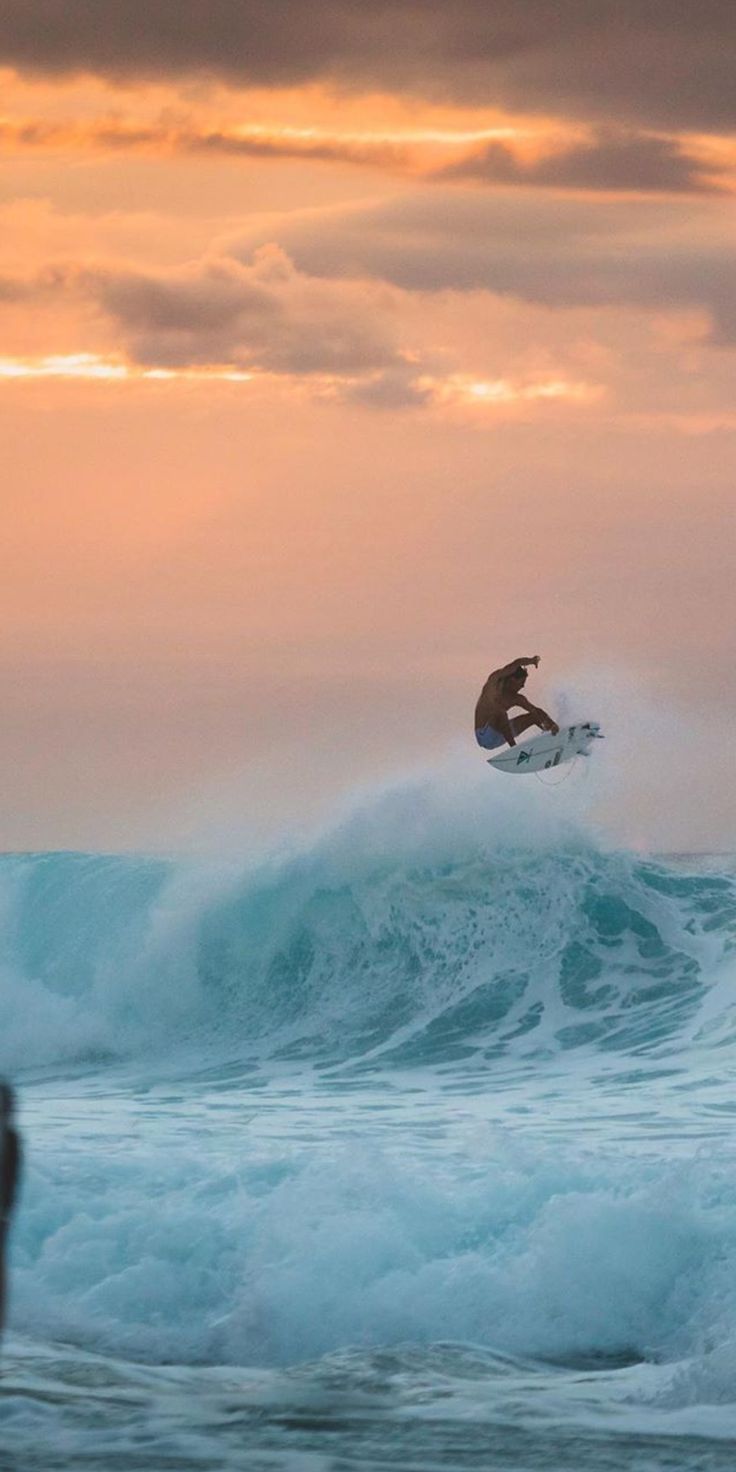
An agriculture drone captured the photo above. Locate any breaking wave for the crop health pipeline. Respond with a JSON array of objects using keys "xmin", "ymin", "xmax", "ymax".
[{"xmin": 1, "ymin": 779, "xmax": 734, "ymax": 1075}]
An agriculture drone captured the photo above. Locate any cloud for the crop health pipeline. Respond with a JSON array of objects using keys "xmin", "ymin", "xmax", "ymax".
[
  {"xmin": 439, "ymin": 130, "xmax": 726, "ymax": 195},
  {"xmin": 0, "ymin": 247, "xmax": 427, "ymax": 390},
  {"xmin": 234, "ymin": 190, "xmax": 736, "ymax": 343},
  {"xmin": 3, "ymin": 181, "xmax": 735, "ymax": 377},
  {"xmin": 81, "ymin": 247, "xmax": 409, "ymax": 376},
  {"xmin": 0, "ymin": 115, "xmax": 413, "ymax": 175},
  {"xmin": 0, "ymin": 275, "xmax": 31, "ymax": 301},
  {"xmin": 2, "ymin": 2, "xmax": 735, "ymax": 130},
  {"xmin": 343, "ymin": 363, "xmax": 433, "ymax": 409},
  {"xmin": 1, "ymin": 114, "xmax": 730, "ymax": 198},
  {"xmin": 0, "ymin": 263, "xmax": 74, "ymax": 301},
  {"xmin": 0, "ymin": 249, "xmax": 608, "ymax": 410}
]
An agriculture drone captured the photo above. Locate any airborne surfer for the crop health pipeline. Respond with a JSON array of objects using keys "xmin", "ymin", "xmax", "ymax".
[{"xmin": 475, "ymin": 655, "xmax": 560, "ymax": 751}]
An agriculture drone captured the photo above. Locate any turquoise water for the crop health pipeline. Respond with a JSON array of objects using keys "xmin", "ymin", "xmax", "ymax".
[{"xmin": 2, "ymin": 780, "xmax": 736, "ymax": 1469}]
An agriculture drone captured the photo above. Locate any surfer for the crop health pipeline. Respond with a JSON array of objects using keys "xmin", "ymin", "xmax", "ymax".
[
  {"xmin": 0, "ymin": 1083, "xmax": 21, "ymax": 1345},
  {"xmin": 475, "ymin": 655, "xmax": 560, "ymax": 751}
]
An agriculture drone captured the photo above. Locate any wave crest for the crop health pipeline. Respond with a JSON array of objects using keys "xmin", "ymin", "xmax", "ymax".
[{"xmin": 1, "ymin": 783, "xmax": 734, "ymax": 1073}]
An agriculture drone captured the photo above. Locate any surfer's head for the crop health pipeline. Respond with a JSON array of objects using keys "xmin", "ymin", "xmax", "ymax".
[{"xmin": 505, "ymin": 665, "xmax": 528, "ymax": 688}]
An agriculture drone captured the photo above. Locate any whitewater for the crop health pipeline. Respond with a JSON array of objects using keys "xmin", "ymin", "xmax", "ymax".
[{"xmin": 2, "ymin": 770, "xmax": 736, "ymax": 1470}]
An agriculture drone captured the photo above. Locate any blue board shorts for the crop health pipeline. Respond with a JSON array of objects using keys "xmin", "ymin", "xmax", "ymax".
[{"xmin": 476, "ymin": 724, "xmax": 506, "ymax": 751}]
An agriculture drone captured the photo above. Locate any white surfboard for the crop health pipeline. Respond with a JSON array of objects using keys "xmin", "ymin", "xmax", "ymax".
[{"xmin": 487, "ymin": 721, "xmax": 603, "ymax": 775}]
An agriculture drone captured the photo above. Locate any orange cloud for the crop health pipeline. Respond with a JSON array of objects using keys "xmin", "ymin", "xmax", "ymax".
[
  {"xmin": 0, "ymin": 114, "xmax": 415, "ymax": 172},
  {"xmin": 0, "ymin": 352, "xmax": 254, "ymax": 382},
  {"xmin": 0, "ymin": 110, "xmax": 732, "ymax": 195},
  {"xmin": 0, "ymin": 349, "xmax": 604, "ymax": 426}
]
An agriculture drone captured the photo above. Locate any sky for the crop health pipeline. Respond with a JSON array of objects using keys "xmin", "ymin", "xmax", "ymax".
[{"xmin": 0, "ymin": 2, "xmax": 734, "ymax": 854}]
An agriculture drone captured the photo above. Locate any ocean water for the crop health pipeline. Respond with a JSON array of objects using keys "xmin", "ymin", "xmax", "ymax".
[{"xmin": 2, "ymin": 777, "xmax": 736, "ymax": 1470}]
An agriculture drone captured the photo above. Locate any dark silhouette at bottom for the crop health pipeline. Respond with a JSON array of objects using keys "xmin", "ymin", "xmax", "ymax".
[{"xmin": 0, "ymin": 1083, "xmax": 21, "ymax": 1344}]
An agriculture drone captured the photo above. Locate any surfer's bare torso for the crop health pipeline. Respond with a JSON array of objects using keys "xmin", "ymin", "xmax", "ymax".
[{"xmin": 475, "ymin": 656, "xmax": 559, "ymax": 748}]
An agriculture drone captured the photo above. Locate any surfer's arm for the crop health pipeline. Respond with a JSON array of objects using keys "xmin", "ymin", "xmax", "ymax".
[
  {"xmin": 494, "ymin": 656, "xmax": 540, "ymax": 679},
  {"xmin": 534, "ymin": 707, "xmax": 559, "ymax": 734},
  {"xmin": 513, "ymin": 694, "xmax": 545, "ymax": 719},
  {"xmin": 514, "ymin": 695, "xmax": 559, "ymax": 734}
]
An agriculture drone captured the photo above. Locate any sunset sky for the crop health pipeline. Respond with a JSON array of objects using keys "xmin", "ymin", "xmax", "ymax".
[{"xmin": 1, "ymin": 2, "xmax": 734, "ymax": 853}]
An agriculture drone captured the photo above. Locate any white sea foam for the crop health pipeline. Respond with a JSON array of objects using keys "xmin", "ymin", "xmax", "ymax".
[{"xmin": 10, "ymin": 1103, "xmax": 736, "ymax": 1377}]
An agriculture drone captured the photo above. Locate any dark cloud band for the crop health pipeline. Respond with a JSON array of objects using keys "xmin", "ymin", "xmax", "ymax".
[
  {"xmin": 234, "ymin": 190, "xmax": 736, "ymax": 342},
  {"xmin": 3, "ymin": 1, "xmax": 735, "ymax": 130},
  {"xmin": 439, "ymin": 131, "xmax": 725, "ymax": 195}
]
